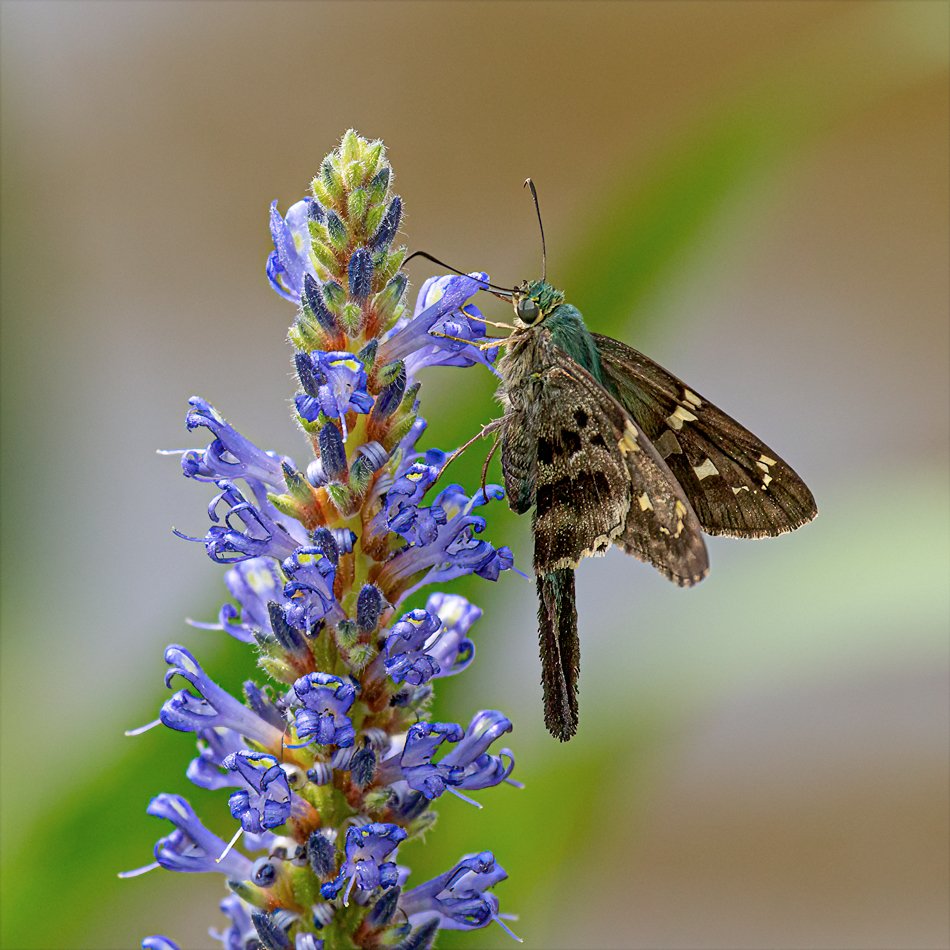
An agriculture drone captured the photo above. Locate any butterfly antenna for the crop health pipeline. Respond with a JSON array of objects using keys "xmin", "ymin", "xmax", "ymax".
[
  {"xmin": 523, "ymin": 178, "xmax": 546, "ymax": 282},
  {"xmin": 402, "ymin": 250, "xmax": 514, "ymax": 296}
]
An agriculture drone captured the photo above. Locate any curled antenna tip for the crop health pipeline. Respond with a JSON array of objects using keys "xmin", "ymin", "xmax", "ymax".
[{"xmin": 522, "ymin": 178, "xmax": 546, "ymax": 281}]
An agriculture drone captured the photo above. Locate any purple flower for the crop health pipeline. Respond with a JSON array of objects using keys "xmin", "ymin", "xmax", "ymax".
[
  {"xmin": 295, "ymin": 934, "xmax": 324, "ymax": 950},
  {"xmin": 384, "ymin": 593, "xmax": 480, "ymax": 686},
  {"xmin": 384, "ymin": 609, "xmax": 442, "ymax": 686},
  {"xmin": 267, "ymin": 199, "xmax": 319, "ymax": 302},
  {"xmin": 378, "ymin": 711, "xmax": 515, "ymax": 805},
  {"xmin": 142, "ymin": 939, "xmax": 180, "ymax": 950},
  {"xmin": 378, "ymin": 482, "xmax": 514, "ymax": 600},
  {"xmin": 321, "ymin": 823, "xmax": 407, "ymax": 904},
  {"xmin": 160, "ymin": 645, "xmax": 286, "ymax": 750},
  {"xmin": 282, "ymin": 544, "xmax": 340, "ymax": 630},
  {"xmin": 209, "ymin": 895, "xmax": 255, "ymax": 950},
  {"xmin": 377, "ymin": 273, "xmax": 496, "ymax": 374},
  {"xmin": 180, "ymin": 397, "xmax": 287, "ymax": 488},
  {"xmin": 379, "ymin": 451, "xmax": 447, "ymax": 546},
  {"xmin": 224, "ymin": 751, "xmax": 293, "ymax": 834},
  {"xmin": 186, "ymin": 726, "xmax": 246, "ymax": 790},
  {"xmin": 292, "ymin": 672, "xmax": 357, "ymax": 748},
  {"xmin": 174, "ymin": 480, "xmax": 304, "ymax": 564},
  {"xmin": 294, "ymin": 351, "xmax": 374, "ymax": 427},
  {"xmin": 195, "ymin": 558, "xmax": 286, "ymax": 644},
  {"xmin": 147, "ymin": 793, "xmax": 253, "ymax": 879},
  {"xmin": 400, "ymin": 851, "xmax": 516, "ymax": 937}
]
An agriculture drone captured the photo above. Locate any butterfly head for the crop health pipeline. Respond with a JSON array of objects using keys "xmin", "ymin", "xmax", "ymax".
[{"xmin": 511, "ymin": 280, "xmax": 565, "ymax": 328}]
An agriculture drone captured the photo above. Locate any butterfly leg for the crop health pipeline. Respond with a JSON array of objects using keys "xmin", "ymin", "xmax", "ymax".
[
  {"xmin": 537, "ymin": 567, "xmax": 579, "ymax": 741},
  {"xmin": 479, "ymin": 435, "xmax": 500, "ymax": 501},
  {"xmin": 429, "ymin": 331, "xmax": 512, "ymax": 351},
  {"xmin": 438, "ymin": 419, "xmax": 503, "ymax": 482}
]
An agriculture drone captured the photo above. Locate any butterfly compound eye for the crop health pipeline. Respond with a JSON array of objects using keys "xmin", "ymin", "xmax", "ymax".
[{"xmin": 516, "ymin": 297, "xmax": 541, "ymax": 324}]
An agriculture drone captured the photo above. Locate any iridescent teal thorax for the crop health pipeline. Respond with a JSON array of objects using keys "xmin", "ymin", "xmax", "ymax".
[{"xmin": 512, "ymin": 280, "xmax": 604, "ymax": 384}]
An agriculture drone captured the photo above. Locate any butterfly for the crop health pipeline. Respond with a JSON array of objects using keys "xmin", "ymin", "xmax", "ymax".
[
  {"xmin": 493, "ymin": 275, "xmax": 817, "ymax": 740},
  {"xmin": 414, "ymin": 182, "xmax": 817, "ymax": 741}
]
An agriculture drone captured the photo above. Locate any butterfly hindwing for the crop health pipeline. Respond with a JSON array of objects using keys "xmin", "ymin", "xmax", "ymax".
[
  {"xmin": 592, "ymin": 333, "xmax": 818, "ymax": 539},
  {"xmin": 537, "ymin": 568, "xmax": 579, "ymax": 742}
]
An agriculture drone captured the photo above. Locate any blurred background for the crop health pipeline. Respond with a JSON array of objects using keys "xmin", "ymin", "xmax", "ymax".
[{"xmin": 1, "ymin": 2, "xmax": 947, "ymax": 948}]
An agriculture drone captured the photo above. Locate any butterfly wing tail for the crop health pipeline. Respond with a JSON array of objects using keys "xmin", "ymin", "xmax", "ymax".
[{"xmin": 537, "ymin": 567, "xmax": 580, "ymax": 741}]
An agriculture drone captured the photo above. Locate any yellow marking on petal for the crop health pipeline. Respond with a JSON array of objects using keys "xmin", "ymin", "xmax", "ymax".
[
  {"xmin": 638, "ymin": 492, "xmax": 653, "ymax": 511},
  {"xmin": 683, "ymin": 388, "xmax": 702, "ymax": 408},
  {"xmin": 759, "ymin": 454, "xmax": 777, "ymax": 466},
  {"xmin": 424, "ymin": 284, "xmax": 445, "ymax": 307},
  {"xmin": 330, "ymin": 358, "xmax": 361, "ymax": 372},
  {"xmin": 665, "ymin": 405, "xmax": 697, "ymax": 431},
  {"xmin": 406, "ymin": 471, "xmax": 423, "ymax": 482},
  {"xmin": 247, "ymin": 567, "xmax": 276, "ymax": 594},
  {"xmin": 692, "ymin": 458, "xmax": 719, "ymax": 481}
]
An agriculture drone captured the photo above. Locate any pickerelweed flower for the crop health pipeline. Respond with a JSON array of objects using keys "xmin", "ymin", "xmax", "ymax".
[{"xmin": 126, "ymin": 131, "xmax": 521, "ymax": 949}]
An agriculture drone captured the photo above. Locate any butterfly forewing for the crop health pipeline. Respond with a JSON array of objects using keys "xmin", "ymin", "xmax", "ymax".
[
  {"xmin": 592, "ymin": 334, "xmax": 818, "ymax": 539},
  {"xmin": 502, "ymin": 336, "xmax": 710, "ymax": 586}
]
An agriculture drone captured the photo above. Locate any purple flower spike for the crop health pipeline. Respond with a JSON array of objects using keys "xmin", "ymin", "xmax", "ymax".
[
  {"xmin": 224, "ymin": 751, "xmax": 293, "ymax": 834},
  {"xmin": 160, "ymin": 645, "xmax": 285, "ymax": 750},
  {"xmin": 138, "ymin": 136, "xmax": 521, "ymax": 948},
  {"xmin": 181, "ymin": 398, "xmax": 287, "ymax": 489},
  {"xmin": 294, "ymin": 351, "xmax": 374, "ymax": 426},
  {"xmin": 147, "ymin": 793, "xmax": 253, "ymax": 879},
  {"xmin": 267, "ymin": 199, "xmax": 318, "ymax": 302},
  {"xmin": 321, "ymin": 823, "xmax": 407, "ymax": 903},
  {"xmin": 400, "ymin": 851, "xmax": 516, "ymax": 936},
  {"xmin": 292, "ymin": 672, "xmax": 357, "ymax": 748}
]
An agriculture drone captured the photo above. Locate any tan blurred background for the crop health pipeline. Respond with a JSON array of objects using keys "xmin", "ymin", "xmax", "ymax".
[{"xmin": 1, "ymin": 2, "xmax": 947, "ymax": 949}]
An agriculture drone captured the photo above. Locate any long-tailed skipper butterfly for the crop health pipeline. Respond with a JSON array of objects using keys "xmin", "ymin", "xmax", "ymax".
[{"xmin": 414, "ymin": 181, "xmax": 817, "ymax": 742}]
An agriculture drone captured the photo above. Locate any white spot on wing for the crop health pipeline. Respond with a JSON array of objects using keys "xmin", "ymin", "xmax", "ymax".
[
  {"xmin": 638, "ymin": 492, "xmax": 653, "ymax": 511},
  {"xmin": 619, "ymin": 421, "xmax": 641, "ymax": 454},
  {"xmin": 683, "ymin": 388, "xmax": 702, "ymax": 408},
  {"xmin": 665, "ymin": 405, "xmax": 698, "ymax": 431},
  {"xmin": 692, "ymin": 458, "xmax": 719, "ymax": 481},
  {"xmin": 654, "ymin": 429, "xmax": 683, "ymax": 458}
]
